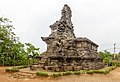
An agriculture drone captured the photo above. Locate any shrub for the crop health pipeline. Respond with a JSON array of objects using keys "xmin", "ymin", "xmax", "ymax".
[
  {"xmin": 111, "ymin": 61, "xmax": 120, "ymax": 67},
  {"xmin": 36, "ymin": 72, "xmax": 48, "ymax": 77}
]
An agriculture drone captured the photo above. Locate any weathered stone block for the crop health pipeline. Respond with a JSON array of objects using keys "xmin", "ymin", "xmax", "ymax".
[
  {"xmin": 73, "ymin": 66, "xmax": 82, "ymax": 71},
  {"xmin": 64, "ymin": 66, "xmax": 73, "ymax": 71}
]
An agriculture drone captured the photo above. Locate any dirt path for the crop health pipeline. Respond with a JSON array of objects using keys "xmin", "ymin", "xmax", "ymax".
[{"xmin": 1, "ymin": 66, "xmax": 120, "ymax": 82}]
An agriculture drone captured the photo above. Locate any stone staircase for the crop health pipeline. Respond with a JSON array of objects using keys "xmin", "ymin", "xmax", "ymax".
[
  {"xmin": 30, "ymin": 56, "xmax": 48, "ymax": 70},
  {"xmin": 38, "ymin": 56, "xmax": 48, "ymax": 66}
]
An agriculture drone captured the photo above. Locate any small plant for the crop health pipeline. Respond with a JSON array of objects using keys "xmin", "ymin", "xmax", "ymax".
[{"xmin": 36, "ymin": 72, "xmax": 48, "ymax": 77}]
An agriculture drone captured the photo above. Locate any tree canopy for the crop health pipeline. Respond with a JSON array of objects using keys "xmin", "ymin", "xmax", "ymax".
[{"xmin": 0, "ymin": 17, "xmax": 40, "ymax": 66}]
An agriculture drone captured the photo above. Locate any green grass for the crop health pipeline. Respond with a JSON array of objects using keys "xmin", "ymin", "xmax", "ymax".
[
  {"xmin": 35, "ymin": 66, "xmax": 117, "ymax": 78},
  {"xmin": 6, "ymin": 65, "xmax": 28, "ymax": 73},
  {"xmin": 73, "ymin": 71, "xmax": 81, "ymax": 75},
  {"xmin": 52, "ymin": 73, "xmax": 62, "ymax": 77},
  {"xmin": 6, "ymin": 65, "xmax": 117, "ymax": 77},
  {"xmin": 85, "ymin": 66, "xmax": 117, "ymax": 75},
  {"xmin": 36, "ymin": 72, "xmax": 48, "ymax": 77},
  {"xmin": 86, "ymin": 70, "xmax": 94, "ymax": 74},
  {"xmin": 6, "ymin": 68, "xmax": 19, "ymax": 72},
  {"xmin": 12, "ymin": 65, "xmax": 28, "ymax": 69}
]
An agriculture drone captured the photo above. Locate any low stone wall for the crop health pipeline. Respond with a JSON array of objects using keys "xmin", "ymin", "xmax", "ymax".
[{"xmin": 31, "ymin": 62, "xmax": 104, "ymax": 72}]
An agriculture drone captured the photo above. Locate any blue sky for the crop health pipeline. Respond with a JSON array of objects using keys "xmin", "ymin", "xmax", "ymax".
[{"xmin": 0, "ymin": 0, "xmax": 120, "ymax": 53}]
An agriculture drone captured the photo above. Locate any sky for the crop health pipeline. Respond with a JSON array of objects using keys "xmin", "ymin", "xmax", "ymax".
[{"xmin": 0, "ymin": 0, "xmax": 120, "ymax": 53}]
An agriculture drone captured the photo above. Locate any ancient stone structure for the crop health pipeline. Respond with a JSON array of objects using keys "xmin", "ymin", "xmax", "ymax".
[{"xmin": 32, "ymin": 4, "xmax": 104, "ymax": 71}]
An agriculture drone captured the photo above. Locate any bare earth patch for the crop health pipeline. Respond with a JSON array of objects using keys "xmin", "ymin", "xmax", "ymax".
[{"xmin": 1, "ymin": 66, "xmax": 120, "ymax": 82}]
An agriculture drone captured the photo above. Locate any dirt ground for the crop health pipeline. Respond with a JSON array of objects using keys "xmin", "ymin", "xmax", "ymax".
[{"xmin": 1, "ymin": 66, "xmax": 120, "ymax": 82}]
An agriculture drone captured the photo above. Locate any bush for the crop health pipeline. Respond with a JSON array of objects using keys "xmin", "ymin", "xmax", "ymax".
[
  {"xmin": 111, "ymin": 61, "xmax": 120, "ymax": 67},
  {"xmin": 36, "ymin": 72, "xmax": 48, "ymax": 77}
]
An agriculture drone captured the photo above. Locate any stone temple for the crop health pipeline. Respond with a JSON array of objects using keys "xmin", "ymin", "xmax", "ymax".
[{"xmin": 32, "ymin": 4, "xmax": 104, "ymax": 71}]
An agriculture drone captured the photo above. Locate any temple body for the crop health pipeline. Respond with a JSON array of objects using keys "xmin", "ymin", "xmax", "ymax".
[{"xmin": 32, "ymin": 4, "xmax": 104, "ymax": 71}]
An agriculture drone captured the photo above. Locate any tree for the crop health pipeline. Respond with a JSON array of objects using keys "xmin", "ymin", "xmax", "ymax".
[
  {"xmin": 0, "ymin": 17, "xmax": 19, "ymax": 66},
  {"xmin": 0, "ymin": 17, "xmax": 40, "ymax": 66},
  {"xmin": 99, "ymin": 50, "xmax": 114, "ymax": 66},
  {"xmin": 25, "ymin": 43, "xmax": 40, "ymax": 64}
]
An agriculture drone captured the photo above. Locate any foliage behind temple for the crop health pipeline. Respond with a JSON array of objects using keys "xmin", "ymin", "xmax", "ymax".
[{"xmin": 0, "ymin": 17, "xmax": 40, "ymax": 66}]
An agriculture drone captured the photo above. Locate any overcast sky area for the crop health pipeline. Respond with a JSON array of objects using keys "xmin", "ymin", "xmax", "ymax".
[{"xmin": 0, "ymin": 0, "xmax": 120, "ymax": 53}]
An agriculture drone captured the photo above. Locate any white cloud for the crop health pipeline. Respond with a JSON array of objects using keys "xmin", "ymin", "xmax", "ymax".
[{"xmin": 0, "ymin": 0, "xmax": 120, "ymax": 53}]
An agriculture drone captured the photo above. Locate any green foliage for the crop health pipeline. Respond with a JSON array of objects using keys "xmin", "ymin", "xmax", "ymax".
[
  {"xmin": 0, "ymin": 17, "xmax": 40, "ymax": 66},
  {"xmin": 99, "ymin": 50, "xmax": 114, "ymax": 66},
  {"xmin": 6, "ymin": 65, "xmax": 28, "ymax": 73},
  {"xmin": 25, "ymin": 43, "xmax": 40, "ymax": 65},
  {"xmin": 86, "ymin": 70, "xmax": 94, "ymax": 74},
  {"xmin": 73, "ymin": 71, "xmax": 81, "ymax": 75},
  {"xmin": 111, "ymin": 61, "xmax": 120, "ymax": 67},
  {"xmin": 52, "ymin": 73, "xmax": 62, "ymax": 77},
  {"xmin": 79, "ymin": 70, "xmax": 86, "ymax": 74},
  {"xmin": 85, "ymin": 66, "xmax": 116, "ymax": 75},
  {"xmin": 99, "ymin": 50, "xmax": 120, "ymax": 67},
  {"xmin": 12, "ymin": 65, "xmax": 28, "ymax": 69},
  {"xmin": 108, "ymin": 66, "xmax": 116, "ymax": 70},
  {"xmin": 62, "ymin": 71, "xmax": 73, "ymax": 76},
  {"xmin": 36, "ymin": 72, "xmax": 48, "ymax": 77},
  {"xmin": 0, "ymin": 17, "xmax": 18, "ymax": 66},
  {"xmin": 92, "ymin": 70, "xmax": 107, "ymax": 74},
  {"xmin": 35, "ymin": 66, "xmax": 116, "ymax": 78}
]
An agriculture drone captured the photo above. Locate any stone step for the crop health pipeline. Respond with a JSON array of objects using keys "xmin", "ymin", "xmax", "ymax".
[{"xmin": 11, "ymin": 72, "xmax": 35, "ymax": 79}]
